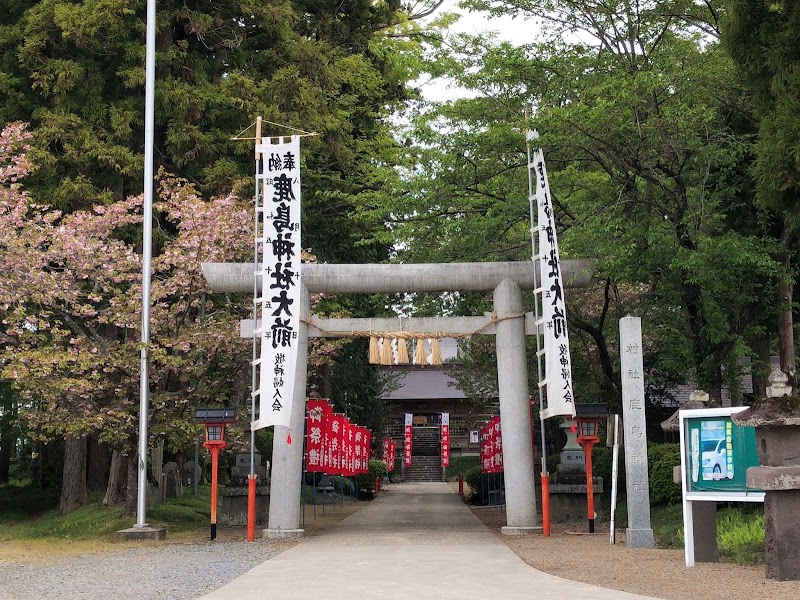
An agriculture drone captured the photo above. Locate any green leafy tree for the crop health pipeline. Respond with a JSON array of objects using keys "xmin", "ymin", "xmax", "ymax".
[
  {"xmin": 362, "ymin": 0, "xmax": 780, "ymax": 404},
  {"xmin": 0, "ymin": 0, "xmax": 422, "ymax": 274},
  {"xmin": 722, "ymin": 0, "xmax": 800, "ymax": 392}
]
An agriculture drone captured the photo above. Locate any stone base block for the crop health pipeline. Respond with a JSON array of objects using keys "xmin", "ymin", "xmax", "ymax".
[
  {"xmin": 501, "ymin": 526, "xmax": 543, "ymax": 536},
  {"xmin": 626, "ymin": 527, "xmax": 654, "ymax": 549},
  {"xmin": 219, "ymin": 486, "xmax": 270, "ymax": 526},
  {"xmin": 264, "ymin": 528, "xmax": 304, "ymax": 541},
  {"xmin": 548, "ymin": 481, "xmax": 603, "ymax": 522},
  {"xmin": 116, "ymin": 526, "xmax": 167, "ymax": 541},
  {"xmin": 748, "ymin": 465, "xmax": 800, "ymax": 491}
]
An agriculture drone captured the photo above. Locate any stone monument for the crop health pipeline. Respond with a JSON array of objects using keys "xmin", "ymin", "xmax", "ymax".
[
  {"xmin": 557, "ymin": 419, "xmax": 585, "ymax": 475},
  {"xmin": 732, "ymin": 369, "xmax": 800, "ymax": 580},
  {"xmin": 220, "ymin": 453, "xmax": 271, "ymax": 527},
  {"xmin": 619, "ymin": 316, "xmax": 654, "ymax": 549},
  {"xmin": 548, "ymin": 415, "xmax": 604, "ymax": 522}
]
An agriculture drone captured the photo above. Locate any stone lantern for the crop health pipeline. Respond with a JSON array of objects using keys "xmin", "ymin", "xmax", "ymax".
[{"xmin": 731, "ymin": 369, "xmax": 800, "ymax": 580}]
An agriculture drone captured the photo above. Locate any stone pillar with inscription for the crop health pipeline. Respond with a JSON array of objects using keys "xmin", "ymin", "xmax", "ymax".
[{"xmin": 619, "ymin": 316, "xmax": 655, "ymax": 549}]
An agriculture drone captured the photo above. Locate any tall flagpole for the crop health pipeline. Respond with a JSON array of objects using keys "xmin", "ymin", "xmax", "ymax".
[{"xmin": 135, "ymin": 0, "xmax": 157, "ymax": 529}]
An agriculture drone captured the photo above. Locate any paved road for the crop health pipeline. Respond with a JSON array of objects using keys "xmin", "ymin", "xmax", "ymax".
[{"xmin": 199, "ymin": 482, "xmax": 658, "ymax": 599}]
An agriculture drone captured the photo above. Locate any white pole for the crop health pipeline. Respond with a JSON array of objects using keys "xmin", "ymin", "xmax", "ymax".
[
  {"xmin": 135, "ymin": 0, "xmax": 157, "ymax": 529},
  {"xmin": 251, "ymin": 117, "xmax": 262, "ymax": 479},
  {"xmin": 609, "ymin": 414, "xmax": 620, "ymax": 544}
]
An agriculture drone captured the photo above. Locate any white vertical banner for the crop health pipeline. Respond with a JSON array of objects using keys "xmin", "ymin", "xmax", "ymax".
[
  {"xmin": 253, "ymin": 136, "xmax": 302, "ymax": 430},
  {"xmin": 535, "ymin": 147, "xmax": 576, "ymax": 420}
]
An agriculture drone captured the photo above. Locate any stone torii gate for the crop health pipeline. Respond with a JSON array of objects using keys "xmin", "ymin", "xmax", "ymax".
[{"xmin": 202, "ymin": 260, "xmax": 591, "ymax": 538}]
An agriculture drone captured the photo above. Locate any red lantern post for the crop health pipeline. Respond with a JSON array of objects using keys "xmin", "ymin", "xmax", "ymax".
[
  {"xmin": 196, "ymin": 408, "xmax": 236, "ymax": 541},
  {"xmin": 574, "ymin": 404, "xmax": 607, "ymax": 534}
]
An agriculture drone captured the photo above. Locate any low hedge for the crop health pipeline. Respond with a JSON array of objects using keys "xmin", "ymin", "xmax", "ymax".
[
  {"xmin": 464, "ymin": 465, "xmax": 505, "ymax": 505},
  {"xmin": 444, "ymin": 455, "xmax": 480, "ymax": 481},
  {"xmin": 648, "ymin": 443, "xmax": 681, "ymax": 506},
  {"xmin": 356, "ymin": 459, "xmax": 388, "ymax": 494}
]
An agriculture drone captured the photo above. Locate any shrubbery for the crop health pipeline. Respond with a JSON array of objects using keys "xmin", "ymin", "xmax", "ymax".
[
  {"xmin": 445, "ymin": 455, "xmax": 480, "ymax": 481},
  {"xmin": 648, "ymin": 443, "xmax": 681, "ymax": 505},
  {"xmin": 592, "ymin": 445, "xmax": 625, "ymax": 489},
  {"xmin": 464, "ymin": 465, "xmax": 504, "ymax": 505},
  {"xmin": 356, "ymin": 459, "xmax": 388, "ymax": 495}
]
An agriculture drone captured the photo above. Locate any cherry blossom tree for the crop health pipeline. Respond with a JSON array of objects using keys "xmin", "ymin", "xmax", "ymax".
[{"xmin": 1, "ymin": 122, "xmax": 254, "ymax": 512}]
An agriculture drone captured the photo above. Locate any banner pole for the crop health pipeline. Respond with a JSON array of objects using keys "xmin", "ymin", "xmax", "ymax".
[
  {"xmin": 527, "ymin": 127, "xmax": 551, "ymax": 536},
  {"xmin": 247, "ymin": 116, "xmax": 262, "ymax": 544}
]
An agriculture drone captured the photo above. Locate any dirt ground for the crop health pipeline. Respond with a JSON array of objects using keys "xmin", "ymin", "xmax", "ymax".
[
  {"xmin": 6, "ymin": 494, "xmax": 800, "ymax": 600},
  {"xmin": 471, "ymin": 507, "xmax": 800, "ymax": 600}
]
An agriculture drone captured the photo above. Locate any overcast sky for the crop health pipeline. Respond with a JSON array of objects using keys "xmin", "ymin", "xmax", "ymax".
[{"xmin": 415, "ymin": 0, "xmax": 539, "ymax": 101}]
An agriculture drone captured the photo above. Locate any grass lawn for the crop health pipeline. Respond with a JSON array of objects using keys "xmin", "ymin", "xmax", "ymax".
[{"xmin": 0, "ymin": 480, "xmax": 213, "ymax": 542}]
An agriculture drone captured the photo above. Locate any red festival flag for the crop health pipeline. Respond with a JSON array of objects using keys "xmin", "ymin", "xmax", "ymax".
[
  {"xmin": 492, "ymin": 416, "xmax": 503, "ymax": 473},
  {"xmin": 404, "ymin": 413, "xmax": 413, "ymax": 466},
  {"xmin": 346, "ymin": 419, "xmax": 355, "ymax": 476},
  {"xmin": 340, "ymin": 417, "xmax": 350, "ymax": 476},
  {"xmin": 387, "ymin": 440, "xmax": 396, "ymax": 472},
  {"xmin": 363, "ymin": 428, "xmax": 372, "ymax": 474},
  {"xmin": 440, "ymin": 412, "xmax": 450, "ymax": 468},
  {"xmin": 331, "ymin": 414, "xmax": 346, "ymax": 474},
  {"xmin": 487, "ymin": 420, "xmax": 496, "ymax": 473},
  {"xmin": 354, "ymin": 426, "xmax": 365, "ymax": 474},
  {"xmin": 480, "ymin": 424, "xmax": 489, "ymax": 474},
  {"xmin": 305, "ymin": 398, "xmax": 330, "ymax": 473},
  {"xmin": 382, "ymin": 437, "xmax": 391, "ymax": 469}
]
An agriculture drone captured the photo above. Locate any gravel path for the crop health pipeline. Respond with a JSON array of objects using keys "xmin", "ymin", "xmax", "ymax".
[
  {"xmin": 0, "ymin": 541, "xmax": 287, "ymax": 600},
  {"xmin": 473, "ymin": 508, "xmax": 800, "ymax": 600}
]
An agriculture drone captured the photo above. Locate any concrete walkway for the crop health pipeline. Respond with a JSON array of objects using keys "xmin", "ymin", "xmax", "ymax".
[{"xmin": 199, "ymin": 482, "xmax": 659, "ymax": 600}]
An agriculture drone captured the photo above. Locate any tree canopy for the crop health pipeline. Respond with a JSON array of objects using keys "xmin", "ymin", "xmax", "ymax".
[{"xmin": 356, "ymin": 0, "xmax": 789, "ymax": 406}]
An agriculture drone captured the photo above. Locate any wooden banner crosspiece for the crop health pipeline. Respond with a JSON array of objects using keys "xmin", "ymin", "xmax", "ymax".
[{"xmin": 231, "ymin": 118, "xmax": 319, "ymax": 141}]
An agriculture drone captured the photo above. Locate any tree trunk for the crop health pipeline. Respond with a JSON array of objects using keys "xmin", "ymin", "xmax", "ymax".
[
  {"xmin": 709, "ymin": 364, "xmax": 724, "ymax": 406},
  {"xmin": 125, "ymin": 451, "xmax": 138, "ymax": 515},
  {"xmin": 750, "ymin": 334, "xmax": 772, "ymax": 400},
  {"xmin": 87, "ymin": 436, "xmax": 111, "ymax": 492},
  {"xmin": 729, "ymin": 368, "xmax": 744, "ymax": 407},
  {"xmin": 59, "ymin": 434, "xmax": 88, "ymax": 514},
  {"xmin": 103, "ymin": 449, "xmax": 128, "ymax": 506},
  {"xmin": 777, "ymin": 271, "xmax": 797, "ymax": 393},
  {"xmin": 0, "ymin": 385, "xmax": 14, "ymax": 483},
  {"xmin": 0, "ymin": 443, "xmax": 10, "ymax": 484}
]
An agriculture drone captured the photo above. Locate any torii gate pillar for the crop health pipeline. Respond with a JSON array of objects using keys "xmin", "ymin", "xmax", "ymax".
[
  {"xmin": 265, "ymin": 285, "xmax": 310, "ymax": 540},
  {"xmin": 494, "ymin": 279, "xmax": 539, "ymax": 533}
]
